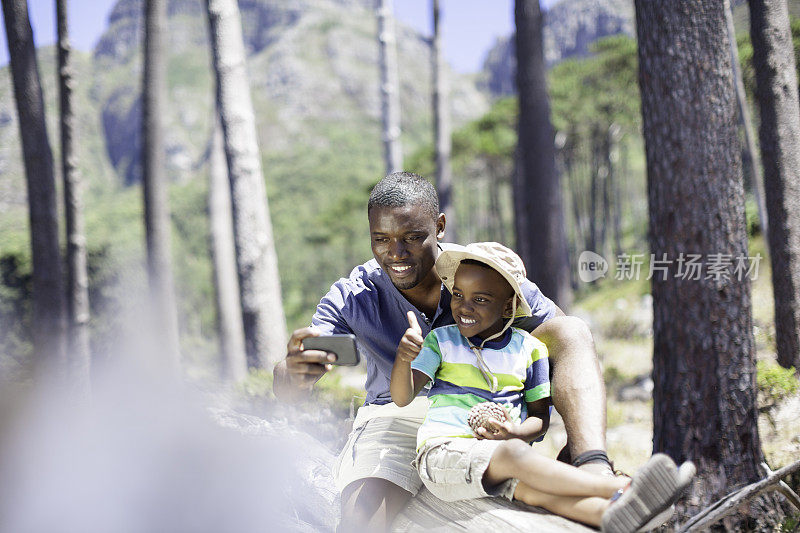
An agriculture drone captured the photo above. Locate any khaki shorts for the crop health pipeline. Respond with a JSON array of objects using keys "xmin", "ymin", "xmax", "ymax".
[
  {"xmin": 332, "ymin": 397, "xmax": 429, "ymax": 495},
  {"xmin": 415, "ymin": 437, "xmax": 519, "ymax": 502}
]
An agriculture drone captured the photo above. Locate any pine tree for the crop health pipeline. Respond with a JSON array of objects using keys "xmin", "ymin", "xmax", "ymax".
[
  {"xmin": 749, "ymin": 0, "xmax": 800, "ymax": 370},
  {"xmin": 635, "ymin": 0, "xmax": 777, "ymax": 523},
  {"xmin": 513, "ymin": 0, "xmax": 570, "ymax": 307},
  {"xmin": 2, "ymin": 0, "xmax": 67, "ymax": 370}
]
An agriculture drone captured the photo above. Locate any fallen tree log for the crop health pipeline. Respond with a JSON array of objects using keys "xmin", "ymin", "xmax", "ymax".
[{"xmin": 211, "ymin": 407, "xmax": 594, "ymax": 532}]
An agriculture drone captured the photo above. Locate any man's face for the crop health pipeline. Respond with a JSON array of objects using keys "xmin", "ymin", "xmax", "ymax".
[
  {"xmin": 368, "ymin": 204, "xmax": 445, "ymax": 291},
  {"xmin": 450, "ymin": 262, "xmax": 514, "ymax": 340}
]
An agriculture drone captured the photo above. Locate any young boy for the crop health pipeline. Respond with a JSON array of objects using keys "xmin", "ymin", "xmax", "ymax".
[{"xmin": 390, "ymin": 242, "xmax": 694, "ymax": 532}]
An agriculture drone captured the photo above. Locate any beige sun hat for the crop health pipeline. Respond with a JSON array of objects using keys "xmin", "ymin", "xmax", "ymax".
[{"xmin": 436, "ymin": 242, "xmax": 531, "ymax": 318}]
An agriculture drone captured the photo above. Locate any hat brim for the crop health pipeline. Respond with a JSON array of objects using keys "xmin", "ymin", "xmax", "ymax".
[{"xmin": 436, "ymin": 247, "xmax": 532, "ymax": 318}]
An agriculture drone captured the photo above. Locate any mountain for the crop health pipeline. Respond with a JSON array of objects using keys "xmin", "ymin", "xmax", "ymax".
[{"xmin": 480, "ymin": 0, "xmax": 634, "ymax": 98}]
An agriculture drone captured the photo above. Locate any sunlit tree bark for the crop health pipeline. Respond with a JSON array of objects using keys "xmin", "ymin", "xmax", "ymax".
[
  {"xmin": 377, "ymin": 0, "xmax": 402, "ymax": 175},
  {"xmin": 206, "ymin": 0, "xmax": 287, "ymax": 367},
  {"xmin": 208, "ymin": 113, "xmax": 247, "ymax": 381},
  {"xmin": 57, "ymin": 0, "xmax": 91, "ymax": 393},
  {"xmin": 142, "ymin": 0, "xmax": 181, "ymax": 366}
]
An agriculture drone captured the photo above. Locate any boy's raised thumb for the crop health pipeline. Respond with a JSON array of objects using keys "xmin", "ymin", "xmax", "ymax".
[{"xmin": 406, "ymin": 311, "xmax": 422, "ymax": 335}]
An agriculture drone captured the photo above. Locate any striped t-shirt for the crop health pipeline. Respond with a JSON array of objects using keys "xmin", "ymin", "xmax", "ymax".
[{"xmin": 411, "ymin": 325, "xmax": 550, "ymax": 448}]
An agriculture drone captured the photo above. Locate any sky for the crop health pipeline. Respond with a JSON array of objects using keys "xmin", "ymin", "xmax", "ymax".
[{"xmin": 0, "ymin": 0, "xmax": 557, "ymax": 73}]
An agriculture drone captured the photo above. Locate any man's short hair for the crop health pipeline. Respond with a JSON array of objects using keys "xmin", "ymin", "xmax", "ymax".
[{"xmin": 368, "ymin": 172, "xmax": 440, "ymax": 221}]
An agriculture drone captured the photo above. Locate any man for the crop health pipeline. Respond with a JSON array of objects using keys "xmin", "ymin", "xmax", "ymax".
[{"xmin": 273, "ymin": 172, "xmax": 610, "ymax": 531}]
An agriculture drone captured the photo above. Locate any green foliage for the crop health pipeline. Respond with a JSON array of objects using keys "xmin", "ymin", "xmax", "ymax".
[
  {"xmin": 757, "ymin": 361, "xmax": 799, "ymax": 405},
  {"xmin": 550, "ymin": 35, "xmax": 640, "ymax": 134}
]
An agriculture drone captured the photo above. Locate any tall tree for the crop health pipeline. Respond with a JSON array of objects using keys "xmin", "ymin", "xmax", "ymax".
[
  {"xmin": 513, "ymin": 0, "xmax": 570, "ymax": 308},
  {"xmin": 208, "ymin": 113, "xmax": 247, "ymax": 381},
  {"xmin": 56, "ymin": 0, "xmax": 91, "ymax": 393},
  {"xmin": 142, "ymin": 0, "xmax": 181, "ymax": 366},
  {"xmin": 431, "ymin": 0, "xmax": 454, "ymax": 240},
  {"xmin": 635, "ymin": 0, "xmax": 774, "ymax": 523},
  {"xmin": 749, "ymin": 0, "xmax": 800, "ymax": 370},
  {"xmin": 2, "ymin": 0, "xmax": 67, "ymax": 369},
  {"xmin": 206, "ymin": 0, "xmax": 287, "ymax": 368},
  {"xmin": 726, "ymin": 0, "xmax": 769, "ymax": 237},
  {"xmin": 377, "ymin": 0, "xmax": 403, "ymax": 175}
]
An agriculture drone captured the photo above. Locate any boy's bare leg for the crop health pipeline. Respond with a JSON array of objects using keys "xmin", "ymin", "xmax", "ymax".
[
  {"xmin": 532, "ymin": 316, "xmax": 610, "ymax": 473},
  {"xmin": 338, "ymin": 478, "xmax": 412, "ymax": 533},
  {"xmin": 513, "ymin": 482, "xmax": 609, "ymax": 527},
  {"xmin": 484, "ymin": 439, "xmax": 627, "ymax": 499}
]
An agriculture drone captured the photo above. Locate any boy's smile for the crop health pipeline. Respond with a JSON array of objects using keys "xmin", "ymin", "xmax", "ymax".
[{"xmin": 450, "ymin": 262, "xmax": 515, "ymax": 340}]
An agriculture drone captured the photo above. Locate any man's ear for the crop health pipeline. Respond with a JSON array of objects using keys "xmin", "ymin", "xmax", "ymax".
[{"xmin": 436, "ymin": 213, "xmax": 446, "ymax": 240}]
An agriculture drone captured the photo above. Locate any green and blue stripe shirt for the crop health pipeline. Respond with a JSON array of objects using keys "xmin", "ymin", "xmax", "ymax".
[{"xmin": 411, "ymin": 325, "xmax": 551, "ymax": 448}]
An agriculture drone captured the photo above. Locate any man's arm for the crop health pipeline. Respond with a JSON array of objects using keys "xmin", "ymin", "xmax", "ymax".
[{"xmin": 532, "ymin": 314, "xmax": 608, "ymax": 466}]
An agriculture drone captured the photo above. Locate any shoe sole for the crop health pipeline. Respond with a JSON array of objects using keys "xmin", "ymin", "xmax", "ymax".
[{"xmin": 601, "ymin": 454, "xmax": 686, "ymax": 533}]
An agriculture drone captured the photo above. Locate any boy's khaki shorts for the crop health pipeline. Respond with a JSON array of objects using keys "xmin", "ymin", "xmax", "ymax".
[
  {"xmin": 332, "ymin": 397, "xmax": 429, "ymax": 494},
  {"xmin": 414, "ymin": 437, "xmax": 519, "ymax": 502}
]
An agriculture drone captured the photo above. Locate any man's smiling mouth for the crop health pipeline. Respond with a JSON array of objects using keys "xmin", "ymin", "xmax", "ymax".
[{"xmin": 389, "ymin": 264, "xmax": 412, "ymax": 274}]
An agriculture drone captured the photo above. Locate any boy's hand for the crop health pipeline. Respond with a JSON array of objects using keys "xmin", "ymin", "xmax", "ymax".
[
  {"xmin": 473, "ymin": 410, "xmax": 518, "ymax": 440},
  {"xmin": 396, "ymin": 311, "xmax": 424, "ymax": 364}
]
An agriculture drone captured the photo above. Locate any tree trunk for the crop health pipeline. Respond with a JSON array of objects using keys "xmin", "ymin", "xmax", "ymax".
[
  {"xmin": 726, "ymin": 0, "xmax": 770, "ymax": 237},
  {"xmin": 635, "ymin": 0, "xmax": 776, "ymax": 524},
  {"xmin": 142, "ymin": 0, "xmax": 181, "ymax": 367},
  {"xmin": 749, "ymin": 0, "xmax": 800, "ymax": 370},
  {"xmin": 588, "ymin": 125, "xmax": 601, "ymax": 254},
  {"xmin": 206, "ymin": 0, "xmax": 287, "ymax": 368},
  {"xmin": 2, "ymin": 0, "xmax": 67, "ymax": 369},
  {"xmin": 609, "ymin": 125, "xmax": 623, "ymax": 258},
  {"xmin": 208, "ymin": 113, "xmax": 247, "ymax": 382},
  {"xmin": 377, "ymin": 0, "xmax": 403, "ymax": 175},
  {"xmin": 514, "ymin": 0, "xmax": 571, "ymax": 309},
  {"xmin": 56, "ymin": 0, "xmax": 91, "ymax": 394},
  {"xmin": 431, "ymin": 0, "xmax": 454, "ymax": 240}
]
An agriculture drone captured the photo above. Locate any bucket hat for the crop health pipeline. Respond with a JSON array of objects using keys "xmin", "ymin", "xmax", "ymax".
[{"xmin": 436, "ymin": 242, "xmax": 531, "ymax": 318}]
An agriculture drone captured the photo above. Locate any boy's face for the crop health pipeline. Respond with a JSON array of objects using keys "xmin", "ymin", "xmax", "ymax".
[{"xmin": 450, "ymin": 262, "xmax": 515, "ymax": 340}]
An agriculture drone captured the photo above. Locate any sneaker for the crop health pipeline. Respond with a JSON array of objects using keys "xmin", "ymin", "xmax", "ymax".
[{"xmin": 601, "ymin": 454, "xmax": 694, "ymax": 533}]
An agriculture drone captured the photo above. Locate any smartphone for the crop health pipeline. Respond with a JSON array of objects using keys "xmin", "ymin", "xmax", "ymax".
[{"xmin": 303, "ymin": 334, "xmax": 360, "ymax": 366}]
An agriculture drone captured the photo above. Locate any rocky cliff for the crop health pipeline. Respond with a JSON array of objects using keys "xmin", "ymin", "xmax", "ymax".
[{"xmin": 480, "ymin": 0, "xmax": 634, "ymax": 98}]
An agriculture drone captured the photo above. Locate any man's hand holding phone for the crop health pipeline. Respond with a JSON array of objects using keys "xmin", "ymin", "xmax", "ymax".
[{"xmin": 284, "ymin": 327, "xmax": 335, "ymax": 390}]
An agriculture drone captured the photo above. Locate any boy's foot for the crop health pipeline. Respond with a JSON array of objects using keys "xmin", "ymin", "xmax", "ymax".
[{"xmin": 601, "ymin": 454, "xmax": 694, "ymax": 533}]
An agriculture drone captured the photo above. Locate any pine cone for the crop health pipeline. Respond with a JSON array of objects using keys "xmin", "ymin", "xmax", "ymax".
[{"xmin": 466, "ymin": 402, "xmax": 508, "ymax": 433}]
